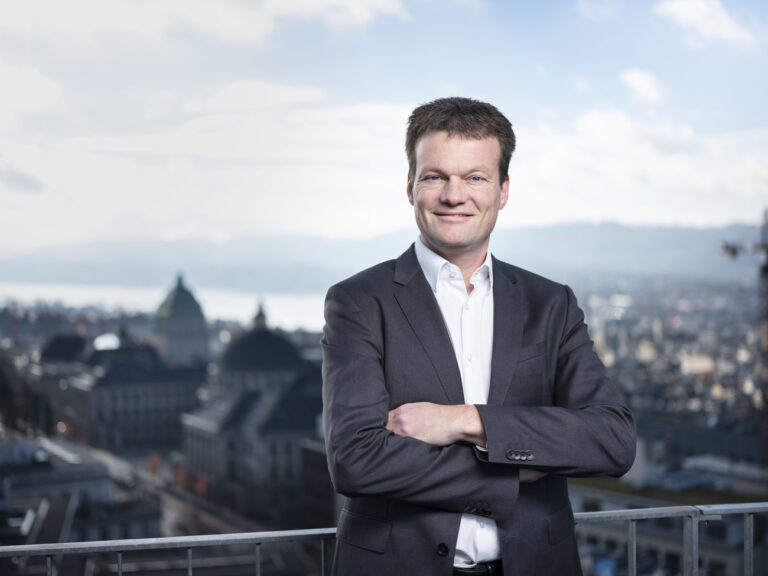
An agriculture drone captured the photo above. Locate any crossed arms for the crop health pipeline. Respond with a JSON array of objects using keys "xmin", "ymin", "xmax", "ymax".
[{"xmin": 322, "ymin": 276, "xmax": 636, "ymax": 519}]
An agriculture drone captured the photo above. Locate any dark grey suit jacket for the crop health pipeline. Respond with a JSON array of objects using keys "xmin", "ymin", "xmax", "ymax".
[{"xmin": 322, "ymin": 245, "xmax": 636, "ymax": 576}]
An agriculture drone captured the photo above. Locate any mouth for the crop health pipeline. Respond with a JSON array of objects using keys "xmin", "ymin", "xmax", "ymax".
[{"xmin": 434, "ymin": 213, "xmax": 473, "ymax": 222}]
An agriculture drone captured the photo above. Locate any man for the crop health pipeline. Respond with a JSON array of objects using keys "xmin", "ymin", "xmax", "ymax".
[{"xmin": 322, "ymin": 97, "xmax": 635, "ymax": 576}]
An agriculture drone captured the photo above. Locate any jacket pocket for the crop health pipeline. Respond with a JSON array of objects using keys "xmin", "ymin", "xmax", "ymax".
[{"xmin": 337, "ymin": 508, "xmax": 391, "ymax": 554}]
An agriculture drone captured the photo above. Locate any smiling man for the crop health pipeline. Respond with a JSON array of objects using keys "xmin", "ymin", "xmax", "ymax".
[{"xmin": 322, "ymin": 97, "xmax": 636, "ymax": 576}]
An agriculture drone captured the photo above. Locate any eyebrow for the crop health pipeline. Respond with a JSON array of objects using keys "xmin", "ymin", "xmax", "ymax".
[{"xmin": 418, "ymin": 166, "xmax": 495, "ymax": 178}]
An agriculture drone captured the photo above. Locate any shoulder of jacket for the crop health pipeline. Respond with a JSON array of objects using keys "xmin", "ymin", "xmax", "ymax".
[
  {"xmin": 331, "ymin": 258, "xmax": 397, "ymax": 294},
  {"xmin": 495, "ymin": 258, "xmax": 565, "ymax": 292}
]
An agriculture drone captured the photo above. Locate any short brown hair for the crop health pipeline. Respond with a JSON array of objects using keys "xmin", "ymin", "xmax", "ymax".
[{"xmin": 406, "ymin": 97, "xmax": 516, "ymax": 183}]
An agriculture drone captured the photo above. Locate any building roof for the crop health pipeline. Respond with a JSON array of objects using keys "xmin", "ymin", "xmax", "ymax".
[
  {"xmin": 88, "ymin": 343, "xmax": 162, "ymax": 372},
  {"xmin": 182, "ymin": 391, "xmax": 265, "ymax": 434},
  {"xmin": 96, "ymin": 362, "xmax": 206, "ymax": 387},
  {"xmin": 219, "ymin": 308, "xmax": 303, "ymax": 372},
  {"xmin": 183, "ymin": 366, "xmax": 320, "ymax": 435},
  {"xmin": 263, "ymin": 366, "xmax": 322, "ymax": 432},
  {"xmin": 40, "ymin": 334, "xmax": 88, "ymax": 364},
  {"xmin": 156, "ymin": 274, "xmax": 205, "ymax": 320}
]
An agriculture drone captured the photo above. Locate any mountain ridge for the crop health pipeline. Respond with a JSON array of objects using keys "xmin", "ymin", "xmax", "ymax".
[{"xmin": 2, "ymin": 222, "xmax": 761, "ymax": 292}]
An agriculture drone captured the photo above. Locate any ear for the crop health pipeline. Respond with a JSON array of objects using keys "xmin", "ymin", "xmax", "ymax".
[
  {"xmin": 407, "ymin": 178, "xmax": 415, "ymax": 206},
  {"xmin": 498, "ymin": 176, "xmax": 510, "ymax": 210}
]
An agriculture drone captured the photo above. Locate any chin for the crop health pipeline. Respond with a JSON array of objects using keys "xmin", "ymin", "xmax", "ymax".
[{"xmin": 436, "ymin": 239, "xmax": 474, "ymax": 253}]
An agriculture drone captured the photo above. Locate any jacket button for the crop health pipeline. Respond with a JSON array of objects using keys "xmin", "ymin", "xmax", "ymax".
[
  {"xmin": 505, "ymin": 449, "xmax": 516, "ymax": 461},
  {"xmin": 436, "ymin": 543, "xmax": 450, "ymax": 556}
]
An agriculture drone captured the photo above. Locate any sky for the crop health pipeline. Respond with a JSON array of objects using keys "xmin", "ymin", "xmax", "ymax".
[{"xmin": 1, "ymin": 0, "xmax": 767, "ymax": 257}]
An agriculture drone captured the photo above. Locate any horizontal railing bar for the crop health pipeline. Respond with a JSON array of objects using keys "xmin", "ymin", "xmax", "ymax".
[
  {"xmin": 0, "ymin": 527, "xmax": 337, "ymax": 558},
  {"xmin": 695, "ymin": 503, "xmax": 768, "ymax": 516},
  {"xmin": 2, "ymin": 503, "xmax": 766, "ymax": 561},
  {"xmin": 574, "ymin": 505, "xmax": 698, "ymax": 523}
]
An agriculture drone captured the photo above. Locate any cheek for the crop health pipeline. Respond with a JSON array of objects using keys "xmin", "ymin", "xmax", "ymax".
[{"xmin": 412, "ymin": 192, "xmax": 432, "ymax": 212}]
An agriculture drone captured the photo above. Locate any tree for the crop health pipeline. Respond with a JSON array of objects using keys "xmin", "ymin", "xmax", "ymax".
[{"xmin": 0, "ymin": 353, "xmax": 19, "ymax": 429}]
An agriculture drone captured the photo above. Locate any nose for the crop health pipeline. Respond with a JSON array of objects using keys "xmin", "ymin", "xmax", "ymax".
[{"xmin": 439, "ymin": 176, "xmax": 467, "ymax": 206}]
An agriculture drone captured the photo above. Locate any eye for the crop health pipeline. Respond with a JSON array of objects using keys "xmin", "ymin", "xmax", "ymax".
[
  {"xmin": 469, "ymin": 175, "xmax": 487, "ymax": 183},
  {"xmin": 420, "ymin": 174, "xmax": 442, "ymax": 183}
]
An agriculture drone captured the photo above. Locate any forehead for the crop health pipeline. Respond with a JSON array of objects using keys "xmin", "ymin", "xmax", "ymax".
[{"xmin": 414, "ymin": 131, "xmax": 501, "ymax": 169}]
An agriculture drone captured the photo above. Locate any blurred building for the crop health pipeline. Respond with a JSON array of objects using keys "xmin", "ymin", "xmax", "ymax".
[
  {"xmin": 154, "ymin": 274, "xmax": 209, "ymax": 367},
  {"xmin": 214, "ymin": 304, "xmax": 303, "ymax": 394},
  {"xmin": 181, "ymin": 306, "xmax": 323, "ymax": 526},
  {"xmin": 0, "ymin": 429, "xmax": 161, "ymax": 575},
  {"xmin": 299, "ymin": 436, "xmax": 340, "ymax": 528},
  {"xmin": 27, "ymin": 330, "xmax": 205, "ymax": 452}
]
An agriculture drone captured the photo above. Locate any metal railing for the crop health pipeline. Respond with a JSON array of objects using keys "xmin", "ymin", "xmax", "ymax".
[
  {"xmin": 575, "ymin": 502, "xmax": 768, "ymax": 576},
  {"xmin": 1, "ymin": 503, "xmax": 766, "ymax": 576}
]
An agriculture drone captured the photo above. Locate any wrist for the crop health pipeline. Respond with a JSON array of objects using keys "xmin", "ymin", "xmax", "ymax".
[{"xmin": 457, "ymin": 404, "xmax": 486, "ymax": 445}]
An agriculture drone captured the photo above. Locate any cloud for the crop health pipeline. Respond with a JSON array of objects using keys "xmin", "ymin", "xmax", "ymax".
[
  {"xmin": 0, "ymin": 161, "xmax": 44, "ymax": 194},
  {"xmin": 0, "ymin": 90, "xmax": 414, "ymax": 253},
  {"xmin": 652, "ymin": 0, "xmax": 758, "ymax": 49},
  {"xmin": 576, "ymin": 0, "xmax": 622, "ymax": 21},
  {"xmin": 2, "ymin": 66, "xmax": 765, "ymax": 254},
  {"xmin": 0, "ymin": 0, "xmax": 408, "ymax": 45},
  {"xmin": 184, "ymin": 80, "xmax": 324, "ymax": 113},
  {"xmin": 0, "ymin": 57, "xmax": 61, "ymax": 129},
  {"xmin": 620, "ymin": 69, "xmax": 666, "ymax": 105},
  {"xmin": 572, "ymin": 75, "xmax": 591, "ymax": 94},
  {"xmin": 505, "ymin": 109, "xmax": 768, "ymax": 229},
  {"xmin": 6, "ymin": 98, "xmax": 768, "ymax": 255}
]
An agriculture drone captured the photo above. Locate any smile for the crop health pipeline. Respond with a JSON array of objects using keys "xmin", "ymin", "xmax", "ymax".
[{"xmin": 434, "ymin": 213, "xmax": 473, "ymax": 221}]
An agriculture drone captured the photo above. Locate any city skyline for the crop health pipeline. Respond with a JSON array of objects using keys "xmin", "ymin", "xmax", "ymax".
[{"xmin": 1, "ymin": 0, "xmax": 767, "ymax": 256}]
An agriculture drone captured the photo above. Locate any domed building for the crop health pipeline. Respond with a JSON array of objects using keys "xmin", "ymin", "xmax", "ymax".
[
  {"xmin": 215, "ymin": 304, "xmax": 303, "ymax": 394},
  {"xmin": 154, "ymin": 274, "xmax": 209, "ymax": 367}
]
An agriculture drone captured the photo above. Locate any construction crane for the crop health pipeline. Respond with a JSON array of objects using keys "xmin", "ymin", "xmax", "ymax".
[
  {"xmin": 721, "ymin": 211, "xmax": 768, "ymax": 259},
  {"xmin": 722, "ymin": 209, "xmax": 768, "ymax": 465}
]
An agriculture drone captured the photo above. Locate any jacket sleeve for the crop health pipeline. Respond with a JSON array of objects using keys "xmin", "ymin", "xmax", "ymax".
[
  {"xmin": 322, "ymin": 282, "xmax": 519, "ymax": 519},
  {"xmin": 476, "ymin": 285, "xmax": 636, "ymax": 476}
]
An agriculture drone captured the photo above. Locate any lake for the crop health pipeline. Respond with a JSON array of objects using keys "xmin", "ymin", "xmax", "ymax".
[{"xmin": 0, "ymin": 282, "xmax": 326, "ymax": 332}]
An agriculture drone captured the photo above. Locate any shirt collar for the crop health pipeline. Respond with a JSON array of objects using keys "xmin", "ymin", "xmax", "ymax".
[{"xmin": 414, "ymin": 236, "xmax": 494, "ymax": 293}]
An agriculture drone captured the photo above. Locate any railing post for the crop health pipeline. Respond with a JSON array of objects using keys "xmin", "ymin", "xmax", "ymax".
[
  {"xmin": 627, "ymin": 519, "xmax": 637, "ymax": 576},
  {"xmin": 254, "ymin": 543, "xmax": 261, "ymax": 576},
  {"xmin": 118, "ymin": 551, "xmax": 123, "ymax": 576},
  {"xmin": 683, "ymin": 513, "xmax": 699, "ymax": 576},
  {"xmin": 744, "ymin": 513, "xmax": 754, "ymax": 576},
  {"xmin": 187, "ymin": 547, "xmax": 193, "ymax": 576},
  {"xmin": 46, "ymin": 555, "xmax": 52, "ymax": 576},
  {"xmin": 321, "ymin": 537, "xmax": 328, "ymax": 576}
]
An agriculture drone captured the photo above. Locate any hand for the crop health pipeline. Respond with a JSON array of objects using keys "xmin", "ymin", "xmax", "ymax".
[
  {"xmin": 519, "ymin": 468, "xmax": 548, "ymax": 483},
  {"xmin": 387, "ymin": 402, "xmax": 486, "ymax": 447}
]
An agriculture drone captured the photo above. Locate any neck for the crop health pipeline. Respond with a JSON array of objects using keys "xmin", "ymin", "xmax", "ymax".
[{"xmin": 422, "ymin": 238, "xmax": 489, "ymax": 293}]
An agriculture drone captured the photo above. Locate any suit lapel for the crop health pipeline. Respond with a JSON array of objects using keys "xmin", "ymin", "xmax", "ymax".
[
  {"xmin": 487, "ymin": 258, "xmax": 524, "ymax": 405},
  {"xmin": 393, "ymin": 246, "xmax": 465, "ymax": 404}
]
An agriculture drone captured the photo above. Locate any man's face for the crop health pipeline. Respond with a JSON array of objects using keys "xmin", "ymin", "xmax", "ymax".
[{"xmin": 407, "ymin": 131, "xmax": 509, "ymax": 263}]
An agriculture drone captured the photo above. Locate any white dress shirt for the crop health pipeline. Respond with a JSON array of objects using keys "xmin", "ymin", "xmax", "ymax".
[{"xmin": 414, "ymin": 237, "xmax": 500, "ymax": 567}]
